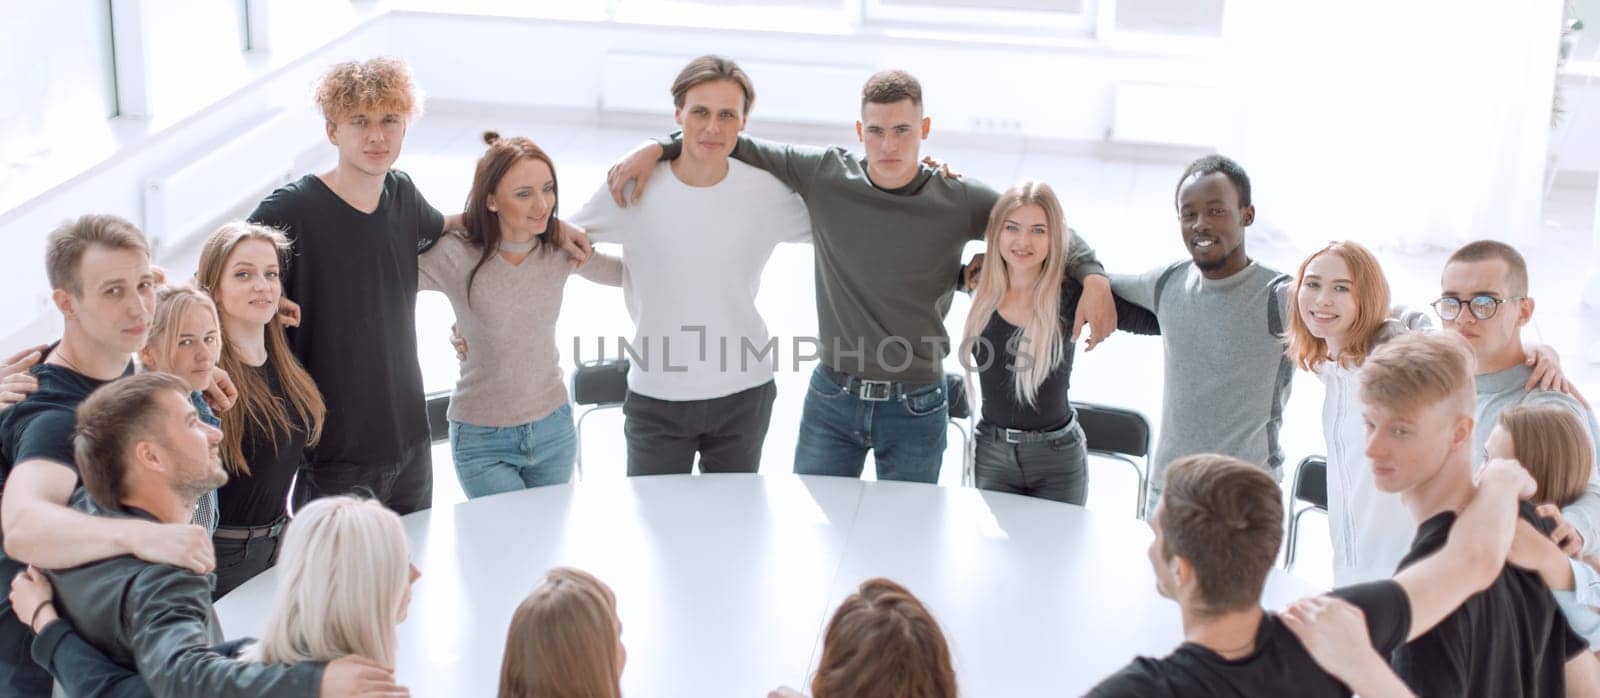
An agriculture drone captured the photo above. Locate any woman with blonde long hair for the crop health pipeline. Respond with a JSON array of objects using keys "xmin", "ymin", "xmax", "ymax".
[
  {"xmin": 196, "ymin": 221, "xmax": 326, "ymax": 598},
  {"xmin": 498, "ymin": 567, "xmax": 625, "ymax": 698},
  {"xmin": 960, "ymin": 179, "xmax": 1157, "ymax": 504},
  {"xmin": 139, "ymin": 283, "xmax": 224, "ymax": 532},
  {"xmin": 241, "ymin": 496, "xmax": 420, "ymax": 667}
]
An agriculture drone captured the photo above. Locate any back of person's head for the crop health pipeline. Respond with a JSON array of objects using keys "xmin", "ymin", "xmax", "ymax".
[
  {"xmin": 73, "ymin": 372, "xmax": 192, "ymax": 510},
  {"xmin": 1446, "ymin": 239, "xmax": 1529, "ymax": 297},
  {"xmin": 1499, "ymin": 404, "xmax": 1594, "ymax": 507},
  {"xmin": 241, "ymin": 496, "xmax": 411, "ymax": 667},
  {"xmin": 1288, "ymin": 240, "xmax": 1392, "ymax": 371},
  {"xmin": 963, "ymin": 178, "xmax": 1072, "ymax": 407},
  {"xmin": 139, "ymin": 284, "xmax": 220, "ymax": 386},
  {"xmin": 860, "ymin": 69, "xmax": 922, "ymax": 113},
  {"xmin": 314, "ymin": 57, "xmax": 422, "ymax": 124},
  {"xmin": 45, "ymin": 214, "xmax": 149, "ymax": 296},
  {"xmin": 670, "ymin": 54, "xmax": 756, "ymax": 116},
  {"xmin": 195, "ymin": 221, "xmax": 325, "ymax": 474},
  {"xmin": 499, "ymin": 567, "xmax": 623, "ymax": 698},
  {"xmin": 1156, "ymin": 455, "xmax": 1283, "ymax": 614},
  {"xmin": 1173, "ymin": 154, "xmax": 1251, "ymax": 210},
  {"xmin": 811, "ymin": 578, "xmax": 957, "ymax": 698},
  {"xmin": 1359, "ymin": 331, "xmax": 1476, "ymax": 421}
]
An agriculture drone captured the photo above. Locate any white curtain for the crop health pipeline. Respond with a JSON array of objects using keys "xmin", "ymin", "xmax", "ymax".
[{"xmin": 1218, "ymin": 0, "xmax": 1563, "ymax": 253}]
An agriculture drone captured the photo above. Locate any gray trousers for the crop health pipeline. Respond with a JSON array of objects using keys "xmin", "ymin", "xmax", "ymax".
[
  {"xmin": 622, "ymin": 380, "xmax": 778, "ymax": 476},
  {"xmin": 974, "ymin": 418, "xmax": 1089, "ymax": 505}
]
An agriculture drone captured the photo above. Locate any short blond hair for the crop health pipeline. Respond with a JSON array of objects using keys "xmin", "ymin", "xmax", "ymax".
[
  {"xmin": 1359, "ymin": 332, "xmax": 1476, "ymax": 418},
  {"xmin": 46, "ymin": 214, "xmax": 149, "ymax": 295},
  {"xmin": 314, "ymin": 57, "xmax": 422, "ymax": 123}
]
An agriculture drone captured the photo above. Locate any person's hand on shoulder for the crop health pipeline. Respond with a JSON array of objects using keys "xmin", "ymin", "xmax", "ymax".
[
  {"xmin": 320, "ymin": 655, "xmax": 409, "ymax": 697},
  {"xmin": 606, "ymin": 141, "xmax": 665, "ymax": 207},
  {"xmin": 0, "ymin": 344, "xmax": 46, "ymax": 410}
]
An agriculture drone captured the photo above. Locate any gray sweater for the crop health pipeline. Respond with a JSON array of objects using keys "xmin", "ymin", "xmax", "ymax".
[
  {"xmin": 419, "ymin": 233, "xmax": 623, "ymax": 427},
  {"xmin": 1113, "ymin": 260, "xmax": 1294, "ymax": 484},
  {"xmin": 662, "ymin": 134, "xmax": 1105, "ymax": 385}
]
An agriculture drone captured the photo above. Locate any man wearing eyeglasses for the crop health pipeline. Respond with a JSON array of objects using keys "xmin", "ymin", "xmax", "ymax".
[{"xmin": 1436, "ymin": 240, "xmax": 1600, "ymax": 554}]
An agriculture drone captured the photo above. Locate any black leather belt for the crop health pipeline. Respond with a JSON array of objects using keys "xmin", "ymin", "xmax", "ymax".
[
  {"xmin": 977, "ymin": 414, "xmax": 1077, "ymax": 444},
  {"xmin": 213, "ymin": 518, "xmax": 286, "ymax": 541},
  {"xmin": 820, "ymin": 365, "xmax": 935, "ymax": 402}
]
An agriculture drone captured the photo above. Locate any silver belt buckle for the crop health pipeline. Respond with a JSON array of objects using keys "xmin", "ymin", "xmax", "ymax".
[
  {"xmin": 1004, "ymin": 428, "xmax": 1025, "ymax": 443},
  {"xmin": 858, "ymin": 379, "xmax": 893, "ymax": 401}
]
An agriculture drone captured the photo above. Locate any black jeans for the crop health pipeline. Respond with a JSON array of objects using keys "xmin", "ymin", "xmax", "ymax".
[
  {"xmin": 622, "ymin": 380, "xmax": 778, "ymax": 476},
  {"xmin": 295, "ymin": 437, "xmax": 433, "ymax": 515},
  {"xmin": 974, "ymin": 417, "xmax": 1089, "ymax": 505},
  {"xmin": 212, "ymin": 529, "xmax": 283, "ymax": 600}
]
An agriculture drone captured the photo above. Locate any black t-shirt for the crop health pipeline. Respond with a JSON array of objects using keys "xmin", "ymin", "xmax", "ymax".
[
  {"xmin": 248, "ymin": 171, "xmax": 443, "ymax": 468},
  {"xmin": 214, "ymin": 358, "xmax": 306, "ymax": 528},
  {"xmin": 0, "ymin": 357, "xmax": 129, "ymax": 580},
  {"xmin": 1086, "ymin": 581, "xmax": 1411, "ymax": 698},
  {"xmin": 972, "ymin": 278, "xmax": 1159, "ymax": 430},
  {"xmin": 1390, "ymin": 502, "xmax": 1587, "ymax": 697}
]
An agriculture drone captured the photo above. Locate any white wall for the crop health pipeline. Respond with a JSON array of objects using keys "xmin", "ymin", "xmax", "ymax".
[{"xmin": 0, "ymin": 15, "xmax": 389, "ymax": 346}]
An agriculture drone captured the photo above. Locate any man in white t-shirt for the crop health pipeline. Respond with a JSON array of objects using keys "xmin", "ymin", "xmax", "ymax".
[{"xmin": 568, "ymin": 55, "xmax": 811, "ymax": 475}]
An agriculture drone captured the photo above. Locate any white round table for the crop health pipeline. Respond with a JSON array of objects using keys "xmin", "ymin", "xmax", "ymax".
[{"xmin": 214, "ymin": 474, "xmax": 1321, "ymax": 696}]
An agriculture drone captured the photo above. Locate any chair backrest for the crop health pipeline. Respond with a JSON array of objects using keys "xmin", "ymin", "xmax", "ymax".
[
  {"xmin": 1293, "ymin": 456, "xmax": 1328, "ymax": 510},
  {"xmin": 1071, "ymin": 401, "xmax": 1151, "ymax": 459},
  {"xmin": 945, "ymin": 373, "xmax": 970, "ymax": 420},
  {"xmin": 426, "ymin": 391, "xmax": 451, "ymax": 444},
  {"xmin": 572, "ymin": 359, "xmax": 630, "ymax": 406}
]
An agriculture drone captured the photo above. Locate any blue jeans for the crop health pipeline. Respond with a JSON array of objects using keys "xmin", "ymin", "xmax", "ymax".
[
  {"xmin": 448, "ymin": 404, "xmax": 577, "ymax": 499},
  {"xmin": 793, "ymin": 366, "xmax": 948, "ymax": 483}
]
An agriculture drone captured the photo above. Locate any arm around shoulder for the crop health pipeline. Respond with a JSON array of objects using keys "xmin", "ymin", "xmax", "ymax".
[{"xmin": 130, "ymin": 568, "xmax": 324, "ymax": 698}]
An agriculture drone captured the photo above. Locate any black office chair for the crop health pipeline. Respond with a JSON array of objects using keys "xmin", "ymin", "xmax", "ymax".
[
  {"xmin": 1071, "ymin": 401, "xmax": 1153, "ymax": 518},
  {"xmin": 425, "ymin": 390, "xmax": 451, "ymax": 444},
  {"xmin": 571, "ymin": 358, "xmax": 630, "ymax": 481},
  {"xmin": 945, "ymin": 373, "xmax": 974, "ymax": 485},
  {"xmin": 1284, "ymin": 455, "xmax": 1328, "ymax": 570}
]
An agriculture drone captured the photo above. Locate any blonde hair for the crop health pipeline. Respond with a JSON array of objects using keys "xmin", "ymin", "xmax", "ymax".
[
  {"xmin": 196, "ymin": 221, "xmax": 325, "ymax": 475},
  {"xmin": 46, "ymin": 214, "xmax": 148, "ymax": 295},
  {"xmin": 314, "ymin": 57, "xmax": 422, "ymax": 123},
  {"xmin": 1500, "ymin": 404, "xmax": 1595, "ymax": 507},
  {"xmin": 1288, "ymin": 241, "xmax": 1392, "ymax": 371},
  {"xmin": 240, "ymin": 497, "xmax": 411, "ymax": 667},
  {"xmin": 1359, "ymin": 332, "xmax": 1476, "ymax": 418},
  {"xmin": 498, "ymin": 567, "xmax": 622, "ymax": 698},
  {"xmin": 140, "ymin": 284, "xmax": 220, "ymax": 382},
  {"xmin": 961, "ymin": 179, "xmax": 1071, "ymax": 407}
]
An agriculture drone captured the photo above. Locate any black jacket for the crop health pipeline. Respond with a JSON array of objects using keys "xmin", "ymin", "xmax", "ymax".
[{"xmin": 43, "ymin": 505, "xmax": 323, "ymax": 697}]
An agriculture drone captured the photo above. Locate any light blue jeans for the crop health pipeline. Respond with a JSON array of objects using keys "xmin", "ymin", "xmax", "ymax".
[{"xmin": 448, "ymin": 404, "xmax": 577, "ymax": 499}]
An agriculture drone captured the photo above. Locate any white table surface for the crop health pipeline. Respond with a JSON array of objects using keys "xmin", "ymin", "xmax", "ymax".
[{"xmin": 214, "ymin": 474, "xmax": 1321, "ymax": 697}]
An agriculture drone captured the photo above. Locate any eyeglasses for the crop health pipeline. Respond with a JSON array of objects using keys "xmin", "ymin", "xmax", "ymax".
[{"xmin": 1431, "ymin": 295, "xmax": 1525, "ymax": 321}]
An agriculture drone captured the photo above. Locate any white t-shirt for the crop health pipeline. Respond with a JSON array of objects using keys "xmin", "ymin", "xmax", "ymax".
[{"xmin": 570, "ymin": 160, "xmax": 811, "ymax": 401}]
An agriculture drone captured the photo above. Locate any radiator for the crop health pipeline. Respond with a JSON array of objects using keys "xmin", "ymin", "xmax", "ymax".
[{"xmin": 141, "ymin": 108, "xmax": 305, "ymax": 252}]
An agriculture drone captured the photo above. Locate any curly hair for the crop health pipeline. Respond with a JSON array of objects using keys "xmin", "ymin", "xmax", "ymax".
[{"xmin": 313, "ymin": 57, "xmax": 423, "ymax": 122}]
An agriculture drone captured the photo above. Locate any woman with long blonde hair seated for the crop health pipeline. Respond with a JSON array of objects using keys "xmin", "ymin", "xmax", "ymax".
[
  {"xmin": 499, "ymin": 567, "xmax": 625, "ymax": 698},
  {"xmin": 240, "ymin": 496, "xmax": 420, "ymax": 669}
]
